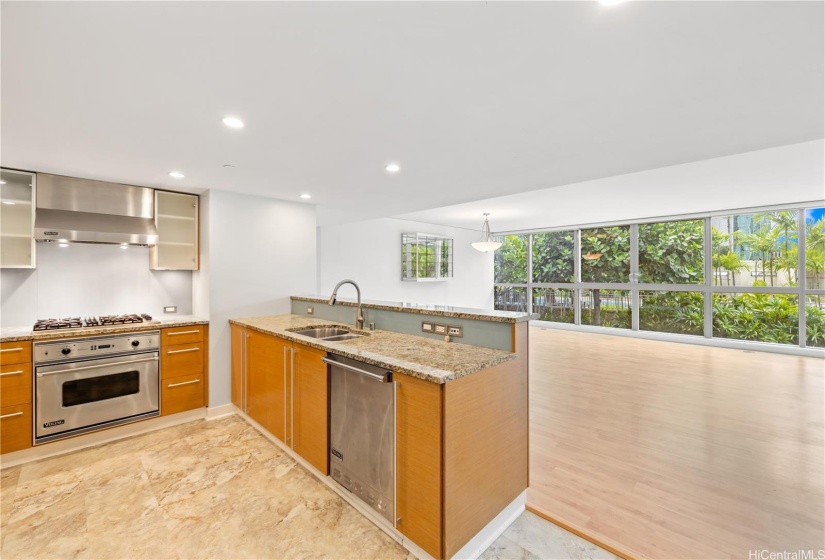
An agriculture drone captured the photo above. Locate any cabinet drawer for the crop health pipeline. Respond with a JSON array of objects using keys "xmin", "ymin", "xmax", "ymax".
[
  {"xmin": 0, "ymin": 362, "xmax": 32, "ymax": 407},
  {"xmin": 161, "ymin": 326, "xmax": 204, "ymax": 346},
  {"xmin": 0, "ymin": 403, "xmax": 32, "ymax": 454},
  {"xmin": 0, "ymin": 341, "xmax": 31, "ymax": 367},
  {"xmin": 161, "ymin": 342, "xmax": 204, "ymax": 380},
  {"xmin": 161, "ymin": 373, "xmax": 205, "ymax": 416}
]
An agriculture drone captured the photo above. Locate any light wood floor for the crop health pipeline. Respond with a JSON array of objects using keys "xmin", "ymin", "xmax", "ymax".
[{"xmin": 527, "ymin": 328, "xmax": 825, "ymax": 560}]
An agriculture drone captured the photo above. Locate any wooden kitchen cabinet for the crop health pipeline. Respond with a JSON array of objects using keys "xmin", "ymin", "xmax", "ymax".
[
  {"xmin": 395, "ymin": 327, "xmax": 528, "ymax": 560},
  {"xmin": 396, "ymin": 372, "xmax": 443, "ymax": 558},
  {"xmin": 0, "ymin": 403, "xmax": 32, "ymax": 454},
  {"xmin": 247, "ymin": 329, "xmax": 289, "ymax": 438},
  {"xmin": 0, "ymin": 169, "xmax": 35, "ymax": 269},
  {"xmin": 150, "ymin": 190, "xmax": 199, "ymax": 270},
  {"xmin": 291, "ymin": 343, "xmax": 328, "ymax": 474},
  {"xmin": 0, "ymin": 339, "xmax": 33, "ymax": 454},
  {"xmin": 231, "ymin": 325, "xmax": 247, "ymax": 411},
  {"xmin": 230, "ymin": 326, "xmax": 329, "ymax": 475},
  {"xmin": 160, "ymin": 325, "xmax": 209, "ymax": 416}
]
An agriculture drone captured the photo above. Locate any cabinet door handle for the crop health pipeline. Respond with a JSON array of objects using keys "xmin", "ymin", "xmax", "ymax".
[
  {"xmin": 168, "ymin": 379, "xmax": 200, "ymax": 388},
  {"xmin": 0, "ymin": 370, "xmax": 23, "ymax": 377},
  {"xmin": 167, "ymin": 347, "xmax": 199, "ymax": 354},
  {"xmin": 0, "ymin": 411, "xmax": 23, "ymax": 420},
  {"xmin": 0, "ymin": 347, "xmax": 23, "ymax": 353},
  {"xmin": 167, "ymin": 330, "xmax": 200, "ymax": 336}
]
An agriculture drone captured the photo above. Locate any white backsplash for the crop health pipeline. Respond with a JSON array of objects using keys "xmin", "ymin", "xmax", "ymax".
[{"xmin": 0, "ymin": 242, "xmax": 192, "ymax": 326}]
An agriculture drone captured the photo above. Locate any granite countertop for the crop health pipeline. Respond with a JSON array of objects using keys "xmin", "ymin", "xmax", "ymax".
[
  {"xmin": 0, "ymin": 315, "xmax": 209, "ymax": 343},
  {"xmin": 291, "ymin": 295, "xmax": 537, "ymax": 323},
  {"xmin": 230, "ymin": 314, "xmax": 515, "ymax": 384}
]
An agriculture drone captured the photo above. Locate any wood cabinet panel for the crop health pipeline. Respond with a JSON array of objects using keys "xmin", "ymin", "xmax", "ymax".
[
  {"xmin": 443, "ymin": 359, "xmax": 528, "ymax": 559},
  {"xmin": 161, "ymin": 373, "xmax": 204, "ymax": 416},
  {"xmin": 0, "ymin": 362, "xmax": 32, "ymax": 408},
  {"xmin": 247, "ymin": 330, "xmax": 288, "ymax": 441},
  {"xmin": 231, "ymin": 325, "xmax": 245, "ymax": 411},
  {"xmin": 161, "ymin": 342, "xmax": 204, "ymax": 379},
  {"xmin": 161, "ymin": 326, "xmax": 204, "ymax": 346},
  {"xmin": 291, "ymin": 343, "xmax": 328, "ymax": 475},
  {"xmin": 396, "ymin": 372, "xmax": 443, "ymax": 559},
  {"xmin": 0, "ymin": 403, "xmax": 32, "ymax": 453},
  {"xmin": 0, "ymin": 340, "xmax": 31, "ymax": 367}
]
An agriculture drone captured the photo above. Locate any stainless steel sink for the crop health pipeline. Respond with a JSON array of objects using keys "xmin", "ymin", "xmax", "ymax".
[
  {"xmin": 323, "ymin": 333, "xmax": 363, "ymax": 342},
  {"xmin": 290, "ymin": 327, "xmax": 352, "ymax": 339}
]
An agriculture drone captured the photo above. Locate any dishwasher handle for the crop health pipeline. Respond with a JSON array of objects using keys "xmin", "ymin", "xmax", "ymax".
[{"xmin": 322, "ymin": 357, "xmax": 391, "ymax": 383}]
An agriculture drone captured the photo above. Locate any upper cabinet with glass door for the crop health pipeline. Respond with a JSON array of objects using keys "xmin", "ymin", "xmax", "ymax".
[
  {"xmin": 150, "ymin": 190, "xmax": 199, "ymax": 270},
  {"xmin": 0, "ymin": 169, "xmax": 36, "ymax": 268}
]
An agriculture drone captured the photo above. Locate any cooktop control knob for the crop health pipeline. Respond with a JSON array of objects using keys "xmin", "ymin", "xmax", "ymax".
[
  {"xmin": 131, "ymin": 340, "xmax": 140, "ymax": 347},
  {"xmin": 61, "ymin": 347, "xmax": 71, "ymax": 355}
]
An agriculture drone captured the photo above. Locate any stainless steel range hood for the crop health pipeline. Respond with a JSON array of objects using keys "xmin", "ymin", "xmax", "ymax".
[{"xmin": 34, "ymin": 174, "xmax": 158, "ymax": 246}]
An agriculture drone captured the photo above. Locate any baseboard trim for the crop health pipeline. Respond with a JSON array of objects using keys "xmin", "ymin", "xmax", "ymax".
[
  {"xmin": 0, "ymin": 408, "xmax": 205, "ymax": 470},
  {"xmin": 205, "ymin": 403, "xmax": 235, "ymax": 420},
  {"xmin": 452, "ymin": 490, "xmax": 526, "ymax": 559},
  {"xmin": 525, "ymin": 504, "xmax": 636, "ymax": 560}
]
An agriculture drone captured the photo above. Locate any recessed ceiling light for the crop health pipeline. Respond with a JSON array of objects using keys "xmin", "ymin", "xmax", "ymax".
[
  {"xmin": 300, "ymin": 194, "xmax": 312, "ymax": 199},
  {"xmin": 120, "ymin": 243, "xmax": 128, "ymax": 250},
  {"xmin": 222, "ymin": 116, "xmax": 244, "ymax": 129},
  {"xmin": 598, "ymin": 0, "xmax": 625, "ymax": 6},
  {"xmin": 2, "ymin": 201, "xmax": 15, "ymax": 205},
  {"xmin": 385, "ymin": 163, "xmax": 401, "ymax": 173},
  {"xmin": 58, "ymin": 243, "xmax": 69, "ymax": 248},
  {"xmin": 168, "ymin": 171, "xmax": 185, "ymax": 179}
]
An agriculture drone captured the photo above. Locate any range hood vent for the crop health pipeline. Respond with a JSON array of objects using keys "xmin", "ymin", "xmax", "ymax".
[{"xmin": 34, "ymin": 174, "xmax": 158, "ymax": 246}]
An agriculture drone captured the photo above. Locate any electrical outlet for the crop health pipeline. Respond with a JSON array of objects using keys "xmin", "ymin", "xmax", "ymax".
[
  {"xmin": 421, "ymin": 322, "xmax": 434, "ymax": 333},
  {"xmin": 307, "ymin": 306, "xmax": 314, "ymax": 315},
  {"xmin": 434, "ymin": 324, "xmax": 448, "ymax": 335},
  {"xmin": 448, "ymin": 326, "xmax": 463, "ymax": 337},
  {"xmin": 163, "ymin": 306, "xmax": 177, "ymax": 313}
]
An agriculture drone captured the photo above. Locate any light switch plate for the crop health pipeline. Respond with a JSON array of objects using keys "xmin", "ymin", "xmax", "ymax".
[
  {"xmin": 448, "ymin": 326, "xmax": 463, "ymax": 338},
  {"xmin": 421, "ymin": 321, "xmax": 434, "ymax": 333},
  {"xmin": 434, "ymin": 324, "xmax": 448, "ymax": 335},
  {"xmin": 307, "ymin": 306, "xmax": 314, "ymax": 315},
  {"xmin": 164, "ymin": 306, "xmax": 177, "ymax": 314}
]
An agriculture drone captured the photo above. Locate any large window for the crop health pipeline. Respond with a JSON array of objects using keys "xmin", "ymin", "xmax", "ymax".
[
  {"xmin": 639, "ymin": 219, "xmax": 704, "ymax": 284},
  {"xmin": 494, "ymin": 204, "xmax": 825, "ymax": 351},
  {"xmin": 580, "ymin": 227, "xmax": 629, "ymax": 283}
]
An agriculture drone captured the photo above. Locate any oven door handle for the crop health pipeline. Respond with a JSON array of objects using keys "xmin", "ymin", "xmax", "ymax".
[{"xmin": 36, "ymin": 356, "xmax": 159, "ymax": 377}]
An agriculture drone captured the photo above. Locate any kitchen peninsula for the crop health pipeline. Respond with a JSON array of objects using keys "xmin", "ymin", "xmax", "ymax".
[{"xmin": 230, "ymin": 299, "xmax": 534, "ymax": 560}]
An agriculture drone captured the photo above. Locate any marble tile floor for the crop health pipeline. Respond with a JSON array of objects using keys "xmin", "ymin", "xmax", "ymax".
[{"xmin": 0, "ymin": 415, "xmax": 616, "ymax": 560}]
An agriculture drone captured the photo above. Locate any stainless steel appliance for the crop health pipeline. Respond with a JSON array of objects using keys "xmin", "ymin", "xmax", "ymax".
[
  {"xmin": 34, "ymin": 331, "xmax": 160, "ymax": 444},
  {"xmin": 33, "ymin": 313, "xmax": 153, "ymax": 331},
  {"xmin": 34, "ymin": 173, "xmax": 158, "ymax": 246},
  {"xmin": 325, "ymin": 354, "xmax": 395, "ymax": 525}
]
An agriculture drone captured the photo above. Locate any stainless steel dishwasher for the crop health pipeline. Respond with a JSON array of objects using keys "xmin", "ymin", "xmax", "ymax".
[{"xmin": 324, "ymin": 354, "xmax": 395, "ymax": 525}]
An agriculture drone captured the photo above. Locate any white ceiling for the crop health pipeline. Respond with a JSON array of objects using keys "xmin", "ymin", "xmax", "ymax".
[{"xmin": 2, "ymin": 1, "xmax": 823, "ymax": 225}]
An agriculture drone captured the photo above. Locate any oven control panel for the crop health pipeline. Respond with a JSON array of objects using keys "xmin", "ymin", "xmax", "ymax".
[{"xmin": 34, "ymin": 331, "xmax": 160, "ymax": 364}]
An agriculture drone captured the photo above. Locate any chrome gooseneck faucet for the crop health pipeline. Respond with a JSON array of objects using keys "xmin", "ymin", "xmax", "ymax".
[{"xmin": 328, "ymin": 279, "xmax": 364, "ymax": 330}]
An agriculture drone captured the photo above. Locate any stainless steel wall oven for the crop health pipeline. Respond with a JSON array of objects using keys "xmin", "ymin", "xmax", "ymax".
[{"xmin": 33, "ymin": 331, "xmax": 160, "ymax": 444}]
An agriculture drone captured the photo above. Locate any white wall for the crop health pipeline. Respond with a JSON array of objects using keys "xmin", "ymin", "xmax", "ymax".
[
  {"xmin": 192, "ymin": 190, "xmax": 210, "ymax": 318},
  {"xmin": 395, "ymin": 139, "xmax": 825, "ymax": 232},
  {"xmin": 317, "ymin": 218, "xmax": 494, "ymax": 309},
  {"xmin": 206, "ymin": 189, "xmax": 316, "ymax": 408},
  {"xmin": 0, "ymin": 243, "xmax": 192, "ymax": 326}
]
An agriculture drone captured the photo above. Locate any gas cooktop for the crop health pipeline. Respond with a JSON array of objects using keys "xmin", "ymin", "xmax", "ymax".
[{"xmin": 33, "ymin": 314, "xmax": 153, "ymax": 331}]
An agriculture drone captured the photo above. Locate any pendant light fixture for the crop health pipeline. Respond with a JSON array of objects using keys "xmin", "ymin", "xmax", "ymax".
[{"xmin": 471, "ymin": 213, "xmax": 502, "ymax": 253}]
